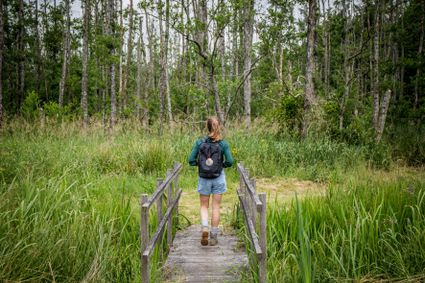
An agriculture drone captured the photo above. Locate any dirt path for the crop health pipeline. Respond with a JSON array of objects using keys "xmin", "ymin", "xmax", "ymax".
[{"xmin": 178, "ymin": 178, "xmax": 326, "ymax": 229}]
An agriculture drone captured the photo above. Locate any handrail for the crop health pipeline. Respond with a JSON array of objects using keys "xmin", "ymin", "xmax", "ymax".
[
  {"xmin": 143, "ymin": 163, "xmax": 182, "ymax": 209},
  {"xmin": 237, "ymin": 163, "xmax": 263, "ymax": 210},
  {"xmin": 140, "ymin": 162, "xmax": 182, "ymax": 283},
  {"xmin": 143, "ymin": 189, "xmax": 182, "ymax": 258},
  {"xmin": 237, "ymin": 188, "xmax": 262, "ymax": 256},
  {"xmin": 237, "ymin": 162, "xmax": 267, "ymax": 283}
]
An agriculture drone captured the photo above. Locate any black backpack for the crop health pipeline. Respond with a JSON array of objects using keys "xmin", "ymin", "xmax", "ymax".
[{"xmin": 198, "ymin": 138, "xmax": 223, "ymax": 178}]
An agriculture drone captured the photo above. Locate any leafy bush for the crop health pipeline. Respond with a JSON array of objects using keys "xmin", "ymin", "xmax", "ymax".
[
  {"xmin": 21, "ymin": 91, "xmax": 40, "ymax": 121},
  {"xmin": 43, "ymin": 101, "xmax": 72, "ymax": 120}
]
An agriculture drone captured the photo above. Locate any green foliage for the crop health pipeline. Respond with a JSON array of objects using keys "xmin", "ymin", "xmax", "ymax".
[
  {"xmin": 237, "ymin": 178, "xmax": 425, "ymax": 282},
  {"xmin": 21, "ymin": 91, "xmax": 40, "ymax": 121},
  {"xmin": 265, "ymin": 88, "xmax": 304, "ymax": 137},
  {"xmin": 365, "ymin": 142, "xmax": 392, "ymax": 170},
  {"xmin": 1, "ymin": 122, "xmax": 425, "ymax": 282},
  {"xmin": 43, "ymin": 101, "xmax": 72, "ymax": 120}
]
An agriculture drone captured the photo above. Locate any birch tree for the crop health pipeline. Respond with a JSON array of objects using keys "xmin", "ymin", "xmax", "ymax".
[
  {"xmin": 59, "ymin": 0, "xmax": 70, "ymax": 107},
  {"xmin": 81, "ymin": 0, "xmax": 90, "ymax": 127},
  {"xmin": 122, "ymin": 0, "xmax": 134, "ymax": 110},
  {"xmin": 302, "ymin": 0, "xmax": 317, "ymax": 138},
  {"xmin": 243, "ymin": 0, "xmax": 254, "ymax": 129},
  {"xmin": 18, "ymin": 0, "xmax": 25, "ymax": 110},
  {"xmin": 107, "ymin": 0, "xmax": 117, "ymax": 131}
]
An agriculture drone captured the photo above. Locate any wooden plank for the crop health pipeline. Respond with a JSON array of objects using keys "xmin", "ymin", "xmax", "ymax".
[
  {"xmin": 237, "ymin": 163, "xmax": 262, "ymax": 210},
  {"xmin": 143, "ymin": 189, "xmax": 182, "ymax": 258},
  {"xmin": 143, "ymin": 163, "xmax": 182, "ymax": 209},
  {"xmin": 164, "ymin": 225, "xmax": 248, "ymax": 283},
  {"xmin": 237, "ymin": 188, "xmax": 262, "ymax": 257}
]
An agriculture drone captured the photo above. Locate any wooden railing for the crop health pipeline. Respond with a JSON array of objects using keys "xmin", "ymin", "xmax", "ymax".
[
  {"xmin": 140, "ymin": 162, "xmax": 182, "ymax": 283},
  {"xmin": 237, "ymin": 162, "xmax": 267, "ymax": 283}
]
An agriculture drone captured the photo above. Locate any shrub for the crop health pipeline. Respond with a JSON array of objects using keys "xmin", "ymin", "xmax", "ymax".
[{"xmin": 21, "ymin": 91, "xmax": 40, "ymax": 121}]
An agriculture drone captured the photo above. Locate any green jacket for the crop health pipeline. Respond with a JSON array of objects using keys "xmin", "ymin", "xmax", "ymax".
[{"xmin": 188, "ymin": 137, "xmax": 234, "ymax": 168}]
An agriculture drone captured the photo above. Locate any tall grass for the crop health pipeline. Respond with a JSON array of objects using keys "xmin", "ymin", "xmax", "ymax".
[
  {"xmin": 1, "ymin": 120, "xmax": 421, "ymax": 281},
  {"xmin": 263, "ymin": 178, "xmax": 425, "ymax": 282}
]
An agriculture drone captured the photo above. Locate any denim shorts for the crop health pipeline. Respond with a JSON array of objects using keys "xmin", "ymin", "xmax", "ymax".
[{"xmin": 197, "ymin": 170, "xmax": 227, "ymax": 195}]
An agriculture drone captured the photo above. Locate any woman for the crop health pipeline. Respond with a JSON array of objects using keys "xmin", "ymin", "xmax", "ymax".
[{"xmin": 188, "ymin": 117, "xmax": 234, "ymax": 246}]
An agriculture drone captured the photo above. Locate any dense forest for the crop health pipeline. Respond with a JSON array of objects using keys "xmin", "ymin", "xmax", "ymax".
[{"xmin": 1, "ymin": 0, "xmax": 424, "ymax": 160}]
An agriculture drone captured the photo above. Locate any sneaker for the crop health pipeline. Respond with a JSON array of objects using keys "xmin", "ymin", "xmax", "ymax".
[
  {"xmin": 201, "ymin": 227, "xmax": 209, "ymax": 246},
  {"xmin": 209, "ymin": 232, "xmax": 218, "ymax": 246}
]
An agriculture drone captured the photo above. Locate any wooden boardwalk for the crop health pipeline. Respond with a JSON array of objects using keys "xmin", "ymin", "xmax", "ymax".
[{"xmin": 163, "ymin": 225, "xmax": 248, "ymax": 283}]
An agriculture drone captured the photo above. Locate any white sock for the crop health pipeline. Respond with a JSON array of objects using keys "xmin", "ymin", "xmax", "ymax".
[{"xmin": 201, "ymin": 219, "xmax": 208, "ymax": 228}]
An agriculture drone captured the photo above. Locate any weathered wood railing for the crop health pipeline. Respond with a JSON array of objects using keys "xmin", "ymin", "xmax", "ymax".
[
  {"xmin": 237, "ymin": 162, "xmax": 267, "ymax": 283},
  {"xmin": 140, "ymin": 162, "xmax": 182, "ymax": 283}
]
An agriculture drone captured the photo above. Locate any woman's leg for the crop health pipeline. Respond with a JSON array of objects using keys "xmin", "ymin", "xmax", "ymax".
[
  {"xmin": 199, "ymin": 194, "xmax": 210, "ymax": 246},
  {"xmin": 211, "ymin": 194, "xmax": 222, "ymax": 228},
  {"xmin": 200, "ymin": 194, "xmax": 210, "ymax": 227}
]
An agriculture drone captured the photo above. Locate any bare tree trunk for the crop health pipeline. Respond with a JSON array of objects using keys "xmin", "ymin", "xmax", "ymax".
[
  {"xmin": 199, "ymin": 0, "xmax": 209, "ymax": 114},
  {"xmin": 339, "ymin": 0, "xmax": 352, "ymax": 130},
  {"xmin": 107, "ymin": 0, "xmax": 116, "ymax": 131},
  {"xmin": 121, "ymin": 0, "xmax": 133, "ymax": 111},
  {"xmin": 400, "ymin": 1, "xmax": 405, "ymax": 100},
  {"xmin": 144, "ymin": 6, "xmax": 155, "ymax": 114},
  {"xmin": 164, "ymin": 0, "xmax": 173, "ymax": 126},
  {"xmin": 34, "ymin": 0, "xmax": 41, "ymax": 95},
  {"xmin": 0, "ymin": 0, "xmax": 3, "ymax": 127},
  {"xmin": 42, "ymin": 0, "xmax": 49, "ymax": 101},
  {"xmin": 59, "ymin": 0, "xmax": 70, "ymax": 107},
  {"xmin": 18, "ymin": 0, "xmax": 25, "ymax": 111},
  {"xmin": 321, "ymin": 0, "xmax": 329, "ymax": 94},
  {"xmin": 209, "ymin": 66, "xmax": 225, "ymax": 124},
  {"xmin": 136, "ymin": 18, "xmax": 143, "ymax": 122},
  {"xmin": 414, "ymin": 1, "xmax": 424, "ymax": 110},
  {"xmin": 243, "ymin": 0, "xmax": 254, "ymax": 129},
  {"xmin": 372, "ymin": 1, "xmax": 380, "ymax": 135},
  {"xmin": 118, "ymin": 0, "xmax": 123, "ymax": 112},
  {"xmin": 219, "ymin": 28, "xmax": 226, "ymax": 81},
  {"xmin": 81, "ymin": 0, "xmax": 90, "ymax": 128},
  {"xmin": 140, "ymin": 20, "xmax": 149, "ymax": 127},
  {"xmin": 158, "ymin": 0, "xmax": 166, "ymax": 134},
  {"xmin": 301, "ymin": 0, "xmax": 317, "ymax": 138},
  {"xmin": 376, "ymin": 90, "xmax": 391, "ymax": 143},
  {"xmin": 232, "ymin": 9, "xmax": 239, "ymax": 80}
]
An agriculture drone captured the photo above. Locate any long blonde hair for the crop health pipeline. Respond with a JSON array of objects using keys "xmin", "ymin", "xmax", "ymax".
[{"xmin": 206, "ymin": 117, "xmax": 222, "ymax": 142}]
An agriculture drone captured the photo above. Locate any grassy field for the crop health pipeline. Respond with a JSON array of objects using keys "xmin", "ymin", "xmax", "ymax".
[{"xmin": 1, "ymin": 119, "xmax": 424, "ymax": 282}]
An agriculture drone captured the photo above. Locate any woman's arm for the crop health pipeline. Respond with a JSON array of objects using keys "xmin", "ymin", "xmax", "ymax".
[
  {"xmin": 221, "ymin": 141, "xmax": 234, "ymax": 168},
  {"xmin": 188, "ymin": 139, "xmax": 201, "ymax": 166}
]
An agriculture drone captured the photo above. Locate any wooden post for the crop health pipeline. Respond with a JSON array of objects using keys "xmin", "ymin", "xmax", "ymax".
[
  {"xmin": 156, "ymin": 179, "xmax": 163, "ymax": 260},
  {"xmin": 259, "ymin": 193, "xmax": 267, "ymax": 283},
  {"xmin": 140, "ymin": 194, "xmax": 149, "ymax": 283},
  {"xmin": 166, "ymin": 169, "xmax": 173, "ymax": 248},
  {"xmin": 244, "ymin": 170, "xmax": 251, "ymax": 221},
  {"xmin": 174, "ymin": 173, "xmax": 179, "ymax": 227},
  {"xmin": 250, "ymin": 178, "xmax": 257, "ymax": 228}
]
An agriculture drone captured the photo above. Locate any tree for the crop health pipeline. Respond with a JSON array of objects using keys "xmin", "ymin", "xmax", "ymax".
[
  {"xmin": 17, "ymin": 0, "xmax": 25, "ymax": 111},
  {"xmin": 81, "ymin": 0, "xmax": 90, "ymax": 127},
  {"xmin": 59, "ymin": 0, "xmax": 71, "ymax": 107},
  {"xmin": 158, "ymin": 0, "xmax": 171, "ymax": 134},
  {"xmin": 121, "ymin": 0, "xmax": 134, "ymax": 111},
  {"xmin": 243, "ymin": 0, "xmax": 254, "ymax": 129},
  {"xmin": 302, "ymin": 0, "xmax": 317, "ymax": 138},
  {"xmin": 107, "ymin": 0, "xmax": 117, "ymax": 131},
  {"xmin": 0, "ymin": 0, "xmax": 3, "ymax": 128}
]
